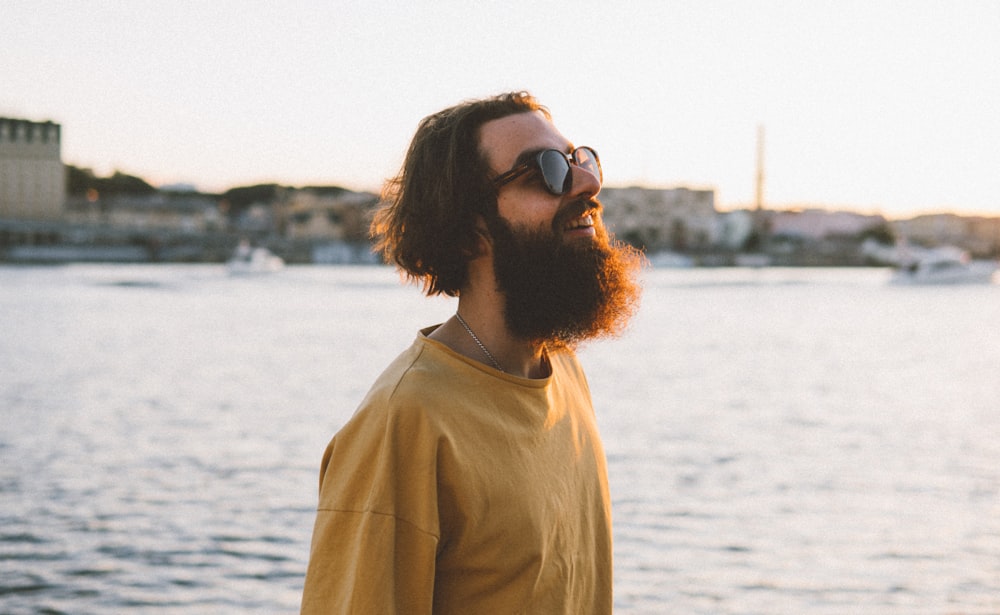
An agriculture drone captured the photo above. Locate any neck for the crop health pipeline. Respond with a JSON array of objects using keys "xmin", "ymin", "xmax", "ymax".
[
  {"xmin": 430, "ymin": 299, "xmax": 549, "ymax": 379},
  {"xmin": 428, "ymin": 245, "xmax": 551, "ymax": 378},
  {"xmin": 454, "ymin": 311, "xmax": 504, "ymax": 372}
]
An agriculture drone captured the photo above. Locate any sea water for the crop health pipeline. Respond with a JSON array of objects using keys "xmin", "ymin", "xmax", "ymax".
[{"xmin": 1, "ymin": 264, "xmax": 997, "ymax": 614}]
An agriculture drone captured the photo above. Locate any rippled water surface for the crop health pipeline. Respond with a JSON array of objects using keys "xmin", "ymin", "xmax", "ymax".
[{"xmin": 2, "ymin": 265, "xmax": 998, "ymax": 614}]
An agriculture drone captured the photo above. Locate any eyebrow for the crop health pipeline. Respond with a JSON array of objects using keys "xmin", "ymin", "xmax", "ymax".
[{"xmin": 510, "ymin": 147, "xmax": 546, "ymax": 169}]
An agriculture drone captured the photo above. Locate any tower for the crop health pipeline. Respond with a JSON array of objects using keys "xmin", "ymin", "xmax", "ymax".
[
  {"xmin": 751, "ymin": 124, "xmax": 769, "ymax": 248},
  {"xmin": 755, "ymin": 124, "xmax": 765, "ymax": 212},
  {"xmin": 0, "ymin": 117, "xmax": 66, "ymax": 220}
]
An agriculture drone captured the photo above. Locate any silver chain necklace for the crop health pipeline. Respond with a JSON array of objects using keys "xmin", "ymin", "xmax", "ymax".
[{"xmin": 454, "ymin": 312, "xmax": 504, "ymax": 372}]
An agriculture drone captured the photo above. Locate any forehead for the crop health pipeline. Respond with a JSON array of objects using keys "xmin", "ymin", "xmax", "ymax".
[{"xmin": 478, "ymin": 111, "xmax": 572, "ymax": 173}]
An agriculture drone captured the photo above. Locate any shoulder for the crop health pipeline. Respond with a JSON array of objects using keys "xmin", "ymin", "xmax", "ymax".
[
  {"xmin": 342, "ymin": 335, "xmax": 477, "ymax": 439},
  {"xmin": 363, "ymin": 336, "xmax": 465, "ymax": 411},
  {"xmin": 316, "ymin": 338, "xmax": 451, "ymax": 500}
]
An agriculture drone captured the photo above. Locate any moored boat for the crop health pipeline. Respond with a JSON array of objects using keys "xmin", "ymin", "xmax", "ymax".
[
  {"xmin": 227, "ymin": 241, "xmax": 284, "ymax": 275},
  {"xmin": 890, "ymin": 246, "xmax": 996, "ymax": 285}
]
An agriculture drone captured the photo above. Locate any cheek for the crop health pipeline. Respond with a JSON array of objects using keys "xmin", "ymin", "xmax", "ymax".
[{"xmin": 497, "ymin": 192, "xmax": 559, "ymax": 229}]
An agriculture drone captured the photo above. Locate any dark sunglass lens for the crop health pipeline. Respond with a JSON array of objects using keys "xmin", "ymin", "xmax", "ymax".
[{"xmin": 539, "ymin": 150, "xmax": 571, "ymax": 195}]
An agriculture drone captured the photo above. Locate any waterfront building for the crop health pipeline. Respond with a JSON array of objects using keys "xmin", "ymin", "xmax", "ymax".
[
  {"xmin": 280, "ymin": 187, "xmax": 378, "ymax": 242},
  {"xmin": 769, "ymin": 209, "xmax": 888, "ymax": 240},
  {"xmin": 892, "ymin": 214, "xmax": 1000, "ymax": 257},
  {"xmin": 0, "ymin": 117, "xmax": 65, "ymax": 220},
  {"xmin": 600, "ymin": 186, "xmax": 718, "ymax": 251},
  {"xmin": 65, "ymin": 193, "xmax": 222, "ymax": 234}
]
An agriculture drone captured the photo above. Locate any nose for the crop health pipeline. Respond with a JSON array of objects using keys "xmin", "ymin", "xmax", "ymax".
[{"xmin": 569, "ymin": 162, "xmax": 601, "ymax": 200}]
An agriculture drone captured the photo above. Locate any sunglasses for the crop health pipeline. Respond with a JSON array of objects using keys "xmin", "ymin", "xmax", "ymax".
[{"xmin": 492, "ymin": 146, "xmax": 602, "ymax": 196}]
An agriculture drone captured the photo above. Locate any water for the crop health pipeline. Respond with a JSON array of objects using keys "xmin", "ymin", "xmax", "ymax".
[{"xmin": 1, "ymin": 264, "xmax": 998, "ymax": 614}]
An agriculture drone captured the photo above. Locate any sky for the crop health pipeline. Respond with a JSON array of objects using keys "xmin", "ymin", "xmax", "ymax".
[{"xmin": 3, "ymin": 1, "xmax": 999, "ymax": 218}]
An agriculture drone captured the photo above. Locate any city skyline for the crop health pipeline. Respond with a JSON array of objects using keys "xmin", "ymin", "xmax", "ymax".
[{"xmin": 3, "ymin": 1, "xmax": 999, "ymax": 217}]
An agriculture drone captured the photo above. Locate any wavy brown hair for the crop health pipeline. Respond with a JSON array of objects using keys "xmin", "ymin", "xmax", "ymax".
[{"xmin": 372, "ymin": 92, "xmax": 548, "ymax": 296}]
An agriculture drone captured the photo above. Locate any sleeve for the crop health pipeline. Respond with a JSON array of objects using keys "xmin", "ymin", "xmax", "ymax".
[{"xmin": 300, "ymin": 397, "xmax": 442, "ymax": 614}]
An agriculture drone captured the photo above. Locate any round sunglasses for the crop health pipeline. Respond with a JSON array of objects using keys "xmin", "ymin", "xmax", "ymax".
[{"xmin": 492, "ymin": 146, "xmax": 602, "ymax": 196}]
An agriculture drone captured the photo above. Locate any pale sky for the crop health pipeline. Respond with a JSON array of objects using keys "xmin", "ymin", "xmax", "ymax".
[{"xmin": 3, "ymin": 1, "xmax": 998, "ymax": 218}]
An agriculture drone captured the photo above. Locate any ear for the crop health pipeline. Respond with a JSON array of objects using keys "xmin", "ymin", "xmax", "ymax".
[
  {"xmin": 473, "ymin": 213, "xmax": 489, "ymax": 235},
  {"xmin": 458, "ymin": 215, "xmax": 492, "ymax": 259},
  {"xmin": 472, "ymin": 214, "xmax": 493, "ymax": 256}
]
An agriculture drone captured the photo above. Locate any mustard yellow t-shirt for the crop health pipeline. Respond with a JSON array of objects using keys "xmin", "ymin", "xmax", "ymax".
[{"xmin": 301, "ymin": 328, "xmax": 613, "ymax": 614}]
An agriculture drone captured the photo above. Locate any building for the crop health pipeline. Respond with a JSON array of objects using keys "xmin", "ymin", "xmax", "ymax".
[
  {"xmin": 601, "ymin": 186, "xmax": 718, "ymax": 251},
  {"xmin": 65, "ymin": 193, "xmax": 222, "ymax": 234},
  {"xmin": 769, "ymin": 209, "xmax": 888, "ymax": 240},
  {"xmin": 0, "ymin": 117, "xmax": 65, "ymax": 220},
  {"xmin": 280, "ymin": 187, "xmax": 378, "ymax": 241},
  {"xmin": 892, "ymin": 213, "xmax": 1000, "ymax": 257}
]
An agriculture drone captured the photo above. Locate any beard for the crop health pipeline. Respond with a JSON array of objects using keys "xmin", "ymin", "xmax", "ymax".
[{"xmin": 487, "ymin": 200, "xmax": 644, "ymax": 348}]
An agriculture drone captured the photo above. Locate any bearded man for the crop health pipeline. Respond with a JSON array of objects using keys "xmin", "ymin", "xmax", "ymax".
[{"xmin": 301, "ymin": 92, "xmax": 643, "ymax": 614}]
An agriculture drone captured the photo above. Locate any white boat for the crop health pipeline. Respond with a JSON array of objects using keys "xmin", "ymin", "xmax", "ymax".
[
  {"xmin": 890, "ymin": 246, "xmax": 996, "ymax": 285},
  {"xmin": 734, "ymin": 253, "xmax": 772, "ymax": 268},
  {"xmin": 227, "ymin": 241, "xmax": 284, "ymax": 275},
  {"xmin": 646, "ymin": 251, "xmax": 694, "ymax": 268}
]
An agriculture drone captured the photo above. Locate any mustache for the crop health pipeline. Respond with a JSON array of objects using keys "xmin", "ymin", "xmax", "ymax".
[{"xmin": 553, "ymin": 198, "xmax": 603, "ymax": 232}]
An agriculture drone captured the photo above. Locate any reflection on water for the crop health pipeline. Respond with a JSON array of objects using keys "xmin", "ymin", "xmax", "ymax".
[{"xmin": 1, "ymin": 265, "xmax": 998, "ymax": 614}]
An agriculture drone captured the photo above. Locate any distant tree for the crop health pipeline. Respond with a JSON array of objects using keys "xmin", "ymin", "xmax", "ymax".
[
  {"xmin": 221, "ymin": 184, "xmax": 283, "ymax": 217},
  {"xmin": 102, "ymin": 171, "xmax": 156, "ymax": 195},
  {"xmin": 66, "ymin": 165, "xmax": 96, "ymax": 196},
  {"xmin": 859, "ymin": 222, "xmax": 895, "ymax": 245},
  {"xmin": 302, "ymin": 185, "xmax": 350, "ymax": 197},
  {"xmin": 64, "ymin": 165, "xmax": 156, "ymax": 196}
]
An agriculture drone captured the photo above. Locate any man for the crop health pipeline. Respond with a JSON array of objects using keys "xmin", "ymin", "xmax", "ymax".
[{"xmin": 301, "ymin": 92, "xmax": 643, "ymax": 614}]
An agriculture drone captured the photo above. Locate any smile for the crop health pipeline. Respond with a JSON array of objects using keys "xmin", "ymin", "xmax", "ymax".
[{"xmin": 564, "ymin": 214, "xmax": 596, "ymax": 236}]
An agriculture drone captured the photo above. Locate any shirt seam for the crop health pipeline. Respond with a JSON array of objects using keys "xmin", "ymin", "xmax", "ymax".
[{"xmin": 314, "ymin": 506, "xmax": 441, "ymax": 541}]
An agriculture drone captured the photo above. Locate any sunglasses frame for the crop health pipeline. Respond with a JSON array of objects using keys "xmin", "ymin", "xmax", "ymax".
[{"xmin": 492, "ymin": 146, "xmax": 602, "ymax": 196}]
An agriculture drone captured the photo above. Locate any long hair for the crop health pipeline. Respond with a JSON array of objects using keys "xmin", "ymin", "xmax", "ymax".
[{"xmin": 372, "ymin": 92, "xmax": 548, "ymax": 296}]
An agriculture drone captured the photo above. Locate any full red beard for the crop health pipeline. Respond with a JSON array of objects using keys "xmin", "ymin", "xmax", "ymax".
[{"xmin": 487, "ymin": 200, "xmax": 644, "ymax": 348}]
